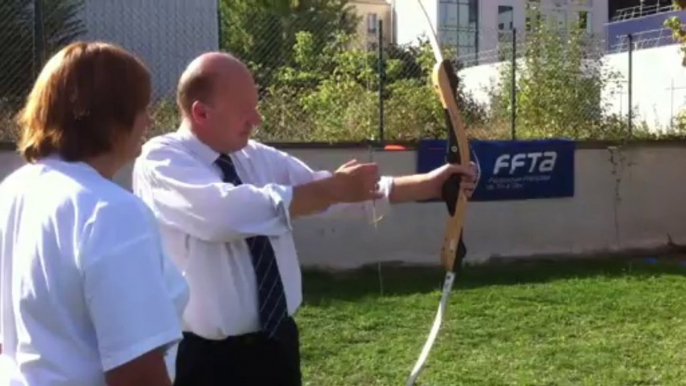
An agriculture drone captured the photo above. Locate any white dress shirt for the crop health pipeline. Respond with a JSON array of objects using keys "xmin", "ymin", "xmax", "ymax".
[
  {"xmin": 0, "ymin": 156, "xmax": 189, "ymax": 386},
  {"xmin": 132, "ymin": 126, "xmax": 394, "ymax": 339}
]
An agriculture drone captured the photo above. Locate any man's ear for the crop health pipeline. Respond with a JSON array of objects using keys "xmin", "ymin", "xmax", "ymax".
[{"xmin": 190, "ymin": 101, "xmax": 209, "ymax": 124}]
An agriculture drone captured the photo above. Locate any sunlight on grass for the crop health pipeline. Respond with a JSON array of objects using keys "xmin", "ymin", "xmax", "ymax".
[{"xmin": 297, "ymin": 257, "xmax": 686, "ymax": 385}]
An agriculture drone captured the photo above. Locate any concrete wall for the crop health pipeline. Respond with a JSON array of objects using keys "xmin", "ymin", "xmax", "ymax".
[
  {"xmin": 602, "ymin": 44, "xmax": 686, "ymax": 131},
  {"xmin": 2, "ymin": 141, "xmax": 685, "ymax": 269}
]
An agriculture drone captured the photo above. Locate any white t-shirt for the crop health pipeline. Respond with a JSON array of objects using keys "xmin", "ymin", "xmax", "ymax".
[{"xmin": 0, "ymin": 156, "xmax": 189, "ymax": 386}]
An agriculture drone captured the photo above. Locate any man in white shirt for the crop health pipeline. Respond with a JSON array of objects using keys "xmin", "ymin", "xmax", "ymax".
[{"xmin": 132, "ymin": 52, "xmax": 475, "ymax": 386}]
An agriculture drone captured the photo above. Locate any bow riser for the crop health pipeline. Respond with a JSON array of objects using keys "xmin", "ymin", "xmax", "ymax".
[{"xmin": 432, "ymin": 60, "xmax": 471, "ymax": 272}]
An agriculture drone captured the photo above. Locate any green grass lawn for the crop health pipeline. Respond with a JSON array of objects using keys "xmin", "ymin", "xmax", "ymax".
[{"xmin": 296, "ymin": 256, "xmax": 686, "ymax": 385}]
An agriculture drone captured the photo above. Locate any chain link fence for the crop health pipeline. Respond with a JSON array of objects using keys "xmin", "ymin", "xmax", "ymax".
[
  {"xmin": 83, "ymin": 1, "xmax": 219, "ymax": 140},
  {"xmin": 0, "ymin": 0, "xmax": 88, "ymax": 142},
  {"xmin": 1, "ymin": 1, "xmax": 685, "ymax": 144},
  {"xmin": 221, "ymin": 7, "xmax": 382, "ymax": 143},
  {"xmin": 455, "ymin": 26, "xmax": 623, "ymax": 141},
  {"xmin": 0, "ymin": 0, "xmax": 32, "ymax": 141},
  {"xmin": 225, "ymin": 5, "xmax": 686, "ymax": 144},
  {"xmin": 606, "ymin": 27, "xmax": 686, "ymax": 135},
  {"xmin": 0, "ymin": 0, "xmax": 218, "ymax": 143},
  {"xmin": 220, "ymin": 5, "xmax": 492, "ymax": 144},
  {"xmin": 446, "ymin": 22, "xmax": 686, "ymax": 141}
]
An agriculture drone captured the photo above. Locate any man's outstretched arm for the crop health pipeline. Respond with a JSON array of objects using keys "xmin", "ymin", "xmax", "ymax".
[
  {"xmin": 290, "ymin": 160, "xmax": 382, "ymax": 218},
  {"xmin": 389, "ymin": 163, "xmax": 476, "ymax": 204}
]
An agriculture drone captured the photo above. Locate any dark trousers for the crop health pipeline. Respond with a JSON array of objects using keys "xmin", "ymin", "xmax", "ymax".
[{"xmin": 173, "ymin": 316, "xmax": 301, "ymax": 386}]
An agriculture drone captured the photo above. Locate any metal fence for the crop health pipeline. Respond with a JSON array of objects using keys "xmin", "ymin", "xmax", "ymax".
[
  {"xmin": 0, "ymin": 0, "xmax": 220, "ymax": 143},
  {"xmin": 220, "ymin": 8, "xmax": 390, "ymax": 143},
  {"xmin": 455, "ymin": 27, "xmax": 627, "ymax": 141},
  {"xmin": 0, "ymin": 0, "xmax": 76, "ymax": 142},
  {"xmin": 1, "ymin": 2, "xmax": 686, "ymax": 144}
]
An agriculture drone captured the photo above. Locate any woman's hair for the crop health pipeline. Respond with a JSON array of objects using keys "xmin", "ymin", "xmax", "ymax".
[{"xmin": 16, "ymin": 41, "xmax": 151, "ymax": 162}]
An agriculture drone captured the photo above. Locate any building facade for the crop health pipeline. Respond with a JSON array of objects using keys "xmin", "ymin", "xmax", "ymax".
[
  {"xmin": 349, "ymin": 0, "xmax": 393, "ymax": 50},
  {"xmin": 605, "ymin": 1, "xmax": 683, "ymax": 52},
  {"xmin": 394, "ymin": 0, "xmax": 608, "ymax": 66}
]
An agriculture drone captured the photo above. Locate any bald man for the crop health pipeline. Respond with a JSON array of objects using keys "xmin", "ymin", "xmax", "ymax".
[{"xmin": 132, "ymin": 52, "xmax": 475, "ymax": 386}]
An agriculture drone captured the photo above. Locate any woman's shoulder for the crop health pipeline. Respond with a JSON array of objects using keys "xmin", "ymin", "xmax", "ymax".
[
  {"xmin": 76, "ymin": 192, "xmax": 161, "ymax": 269},
  {"xmin": 71, "ymin": 174, "xmax": 161, "ymax": 258}
]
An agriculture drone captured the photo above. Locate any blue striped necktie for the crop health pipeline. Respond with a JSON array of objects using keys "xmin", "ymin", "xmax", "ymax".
[{"xmin": 214, "ymin": 153, "xmax": 288, "ymax": 339}]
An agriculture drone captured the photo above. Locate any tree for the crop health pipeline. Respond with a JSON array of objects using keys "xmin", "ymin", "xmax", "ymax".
[
  {"xmin": 664, "ymin": 0, "xmax": 686, "ymax": 65},
  {"xmin": 216, "ymin": 0, "xmax": 488, "ymax": 143},
  {"xmin": 250, "ymin": 29, "xmax": 487, "ymax": 142},
  {"xmin": 219, "ymin": 0, "xmax": 359, "ymax": 94},
  {"xmin": 488, "ymin": 2, "xmax": 627, "ymax": 140}
]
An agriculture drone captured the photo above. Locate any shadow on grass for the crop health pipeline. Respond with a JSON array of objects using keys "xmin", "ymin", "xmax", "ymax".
[{"xmin": 301, "ymin": 254, "xmax": 686, "ymax": 305}]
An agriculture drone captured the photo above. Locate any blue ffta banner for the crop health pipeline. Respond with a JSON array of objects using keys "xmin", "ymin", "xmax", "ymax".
[{"xmin": 416, "ymin": 139, "xmax": 575, "ymax": 201}]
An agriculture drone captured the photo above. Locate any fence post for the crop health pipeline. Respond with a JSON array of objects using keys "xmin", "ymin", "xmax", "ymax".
[
  {"xmin": 511, "ymin": 28, "xmax": 517, "ymax": 140},
  {"xmin": 216, "ymin": 0, "xmax": 222, "ymax": 49},
  {"xmin": 378, "ymin": 19, "xmax": 385, "ymax": 144},
  {"xmin": 33, "ymin": 0, "xmax": 45, "ymax": 79},
  {"xmin": 628, "ymin": 33, "xmax": 633, "ymax": 136}
]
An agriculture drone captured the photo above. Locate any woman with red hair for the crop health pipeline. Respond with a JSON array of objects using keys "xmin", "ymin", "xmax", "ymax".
[{"xmin": 0, "ymin": 41, "xmax": 188, "ymax": 386}]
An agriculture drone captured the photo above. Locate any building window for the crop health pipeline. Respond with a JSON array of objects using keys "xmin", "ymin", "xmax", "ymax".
[
  {"xmin": 497, "ymin": 5, "xmax": 514, "ymax": 61},
  {"xmin": 458, "ymin": 2, "xmax": 477, "ymax": 28},
  {"xmin": 367, "ymin": 13, "xmax": 378, "ymax": 34},
  {"xmin": 577, "ymin": 10, "xmax": 591, "ymax": 32},
  {"xmin": 437, "ymin": 0, "xmax": 479, "ymax": 62},
  {"xmin": 498, "ymin": 5, "xmax": 514, "ymax": 30},
  {"xmin": 550, "ymin": 8, "xmax": 567, "ymax": 30}
]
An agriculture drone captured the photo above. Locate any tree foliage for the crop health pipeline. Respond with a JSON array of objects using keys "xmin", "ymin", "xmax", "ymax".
[
  {"xmin": 664, "ymin": 0, "xmax": 686, "ymax": 65},
  {"xmin": 219, "ymin": 0, "xmax": 359, "ymax": 95},
  {"xmin": 216, "ymin": 0, "xmax": 489, "ymax": 142},
  {"xmin": 488, "ymin": 2, "xmax": 636, "ymax": 140},
  {"xmin": 250, "ymin": 28, "xmax": 489, "ymax": 143}
]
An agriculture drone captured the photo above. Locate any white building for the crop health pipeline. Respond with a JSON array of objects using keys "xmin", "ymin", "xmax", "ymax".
[{"xmin": 393, "ymin": 0, "xmax": 607, "ymax": 66}]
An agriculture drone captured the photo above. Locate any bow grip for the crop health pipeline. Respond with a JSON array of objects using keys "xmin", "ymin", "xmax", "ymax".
[{"xmin": 441, "ymin": 173, "xmax": 461, "ymax": 217}]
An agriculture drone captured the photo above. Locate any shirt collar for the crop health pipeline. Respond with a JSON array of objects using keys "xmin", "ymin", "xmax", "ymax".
[{"xmin": 176, "ymin": 122, "xmax": 221, "ymax": 166}]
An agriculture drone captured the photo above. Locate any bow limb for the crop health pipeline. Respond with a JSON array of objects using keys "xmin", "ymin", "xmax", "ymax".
[{"xmin": 406, "ymin": 2, "xmax": 471, "ymax": 385}]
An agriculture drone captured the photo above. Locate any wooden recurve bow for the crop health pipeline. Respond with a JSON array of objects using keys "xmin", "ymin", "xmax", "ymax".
[{"xmin": 406, "ymin": 1, "xmax": 472, "ymax": 385}]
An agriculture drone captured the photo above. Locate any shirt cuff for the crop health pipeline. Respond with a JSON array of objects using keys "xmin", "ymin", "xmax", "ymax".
[
  {"xmin": 365, "ymin": 176, "xmax": 394, "ymax": 224},
  {"xmin": 263, "ymin": 183, "xmax": 294, "ymax": 231}
]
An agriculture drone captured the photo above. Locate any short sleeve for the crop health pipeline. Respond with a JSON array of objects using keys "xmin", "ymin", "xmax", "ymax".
[{"xmin": 81, "ymin": 200, "xmax": 183, "ymax": 372}]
